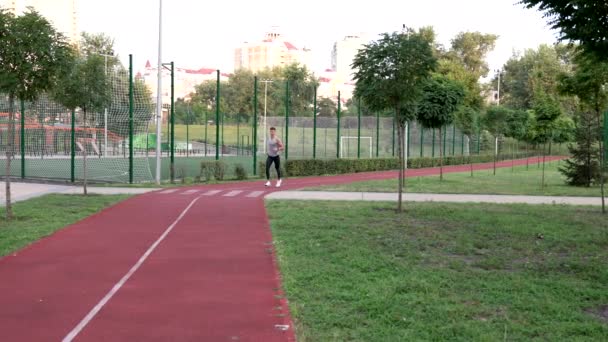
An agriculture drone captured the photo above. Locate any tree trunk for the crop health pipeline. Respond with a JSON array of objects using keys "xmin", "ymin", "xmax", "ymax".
[
  {"xmin": 493, "ymin": 136, "xmax": 498, "ymax": 176},
  {"xmin": 5, "ymin": 95, "xmax": 15, "ymax": 220},
  {"xmin": 596, "ymin": 111, "xmax": 605, "ymax": 213},
  {"xmin": 83, "ymin": 110, "xmax": 88, "ymax": 196},
  {"xmin": 439, "ymin": 126, "xmax": 443, "ymax": 181},
  {"xmin": 397, "ymin": 121, "xmax": 404, "ymax": 212},
  {"xmin": 511, "ymin": 140, "xmax": 515, "ymax": 172},
  {"xmin": 541, "ymin": 143, "xmax": 546, "ymax": 190},
  {"xmin": 526, "ymin": 144, "xmax": 529, "ymax": 170}
]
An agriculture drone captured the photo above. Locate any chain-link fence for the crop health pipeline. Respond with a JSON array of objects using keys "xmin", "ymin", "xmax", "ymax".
[{"xmin": 1, "ymin": 69, "xmax": 543, "ymax": 183}]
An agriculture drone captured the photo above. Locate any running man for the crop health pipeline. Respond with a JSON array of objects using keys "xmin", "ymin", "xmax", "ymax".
[{"xmin": 265, "ymin": 127, "xmax": 284, "ymax": 187}]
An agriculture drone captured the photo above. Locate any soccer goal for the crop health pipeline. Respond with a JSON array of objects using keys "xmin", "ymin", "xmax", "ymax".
[{"xmin": 340, "ymin": 136, "xmax": 373, "ymax": 158}]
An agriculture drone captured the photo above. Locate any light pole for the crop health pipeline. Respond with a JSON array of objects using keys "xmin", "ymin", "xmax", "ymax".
[
  {"xmin": 99, "ymin": 53, "xmax": 113, "ymax": 157},
  {"xmin": 495, "ymin": 69, "xmax": 502, "ymax": 106},
  {"xmin": 261, "ymin": 79, "xmax": 272, "ymax": 154},
  {"xmin": 155, "ymin": 0, "xmax": 163, "ymax": 184}
]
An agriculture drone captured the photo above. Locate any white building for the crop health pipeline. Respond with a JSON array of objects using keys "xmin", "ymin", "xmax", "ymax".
[
  {"xmin": 330, "ymin": 34, "xmax": 369, "ymax": 82},
  {"xmin": 0, "ymin": 0, "xmax": 79, "ymax": 44},
  {"xmin": 235, "ymin": 28, "xmax": 312, "ymax": 72},
  {"xmin": 140, "ymin": 60, "xmax": 230, "ymax": 108}
]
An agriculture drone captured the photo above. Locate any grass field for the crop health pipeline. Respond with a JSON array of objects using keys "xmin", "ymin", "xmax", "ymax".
[
  {"xmin": 307, "ymin": 161, "xmax": 603, "ymax": 197},
  {"xmin": 267, "ymin": 200, "xmax": 608, "ymax": 341},
  {"xmin": 0, "ymin": 194, "xmax": 130, "ymax": 257}
]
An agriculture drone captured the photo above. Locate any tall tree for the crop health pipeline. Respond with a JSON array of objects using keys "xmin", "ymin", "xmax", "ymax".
[
  {"xmin": 0, "ymin": 8, "xmax": 73, "ymax": 219},
  {"xmin": 417, "ymin": 75, "xmax": 465, "ymax": 180},
  {"xmin": 520, "ymin": 0, "xmax": 608, "ymax": 59},
  {"xmin": 483, "ymin": 105, "xmax": 511, "ymax": 175},
  {"xmin": 533, "ymin": 92, "xmax": 562, "ymax": 188},
  {"xmin": 558, "ymin": 52, "xmax": 608, "ymax": 212},
  {"xmin": 53, "ymin": 54, "xmax": 110, "ymax": 195},
  {"xmin": 353, "ymin": 28, "xmax": 437, "ymax": 212}
]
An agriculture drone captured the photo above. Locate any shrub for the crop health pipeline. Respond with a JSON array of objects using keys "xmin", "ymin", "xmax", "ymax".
[
  {"xmin": 234, "ymin": 164, "xmax": 248, "ymax": 180},
  {"xmin": 200, "ymin": 160, "xmax": 227, "ymax": 181}
]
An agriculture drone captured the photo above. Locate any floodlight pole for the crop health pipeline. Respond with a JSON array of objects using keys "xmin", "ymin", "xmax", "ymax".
[{"xmin": 155, "ymin": 0, "xmax": 163, "ymax": 184}]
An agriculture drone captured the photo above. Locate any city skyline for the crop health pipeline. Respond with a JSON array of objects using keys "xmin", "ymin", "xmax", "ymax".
[{"xmin": 74, "ymin": 0, "xmax": 558, "ymax": 82}]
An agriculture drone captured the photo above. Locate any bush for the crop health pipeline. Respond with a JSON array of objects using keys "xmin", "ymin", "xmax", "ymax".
[
  {"xmin": 234, "ymin": 164, "xmax": 248, "ymax": 180},
  {"xmin": 200, "ymin": 160, "xmax": 227, "ymax": 181},
  {"xmin": 256, "ymin": 152, "xmax": 538, "ymax": 178}
]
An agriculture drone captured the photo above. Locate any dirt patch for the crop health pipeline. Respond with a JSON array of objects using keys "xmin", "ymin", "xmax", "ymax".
[{"xmin": 585, "ymin": 305, "xmax": 608, "ymax": 323}]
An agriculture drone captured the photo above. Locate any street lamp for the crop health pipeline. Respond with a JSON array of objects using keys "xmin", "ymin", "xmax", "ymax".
[
  {"xmin": 155, "ymin": 0, "xmax": 163, "ymax": 184},
  {"xmin": 99, "ymin": 53, "xmax": 114, "ymax": 157},
  {"xmin": 495, "ymin": 69, "xmax": 503, "ymax": 105},
  {"xmin": 260, "ymin": 79, "xmax": 273, "ymax": 154}
]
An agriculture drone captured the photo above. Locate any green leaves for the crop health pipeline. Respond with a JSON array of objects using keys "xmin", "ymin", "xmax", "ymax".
[
  {"xmin": 520, "ymin": 0, "xmax": 608, "ymax": 59},
  {"xmin": 352, "ymin": 29, "xmax": 437, "ymax": 123},
  {"xmin": 417, "ymin": 75, "xmax": 465, "ymax": 129},
  {"xmin": 0, "ymin": 8, "xmax": 72, "ymax": 101}
]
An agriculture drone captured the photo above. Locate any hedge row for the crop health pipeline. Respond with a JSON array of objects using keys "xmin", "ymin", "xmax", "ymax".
[{"xmin": 258, "ymin": 152, "xmax": 539, "ymax": 178}]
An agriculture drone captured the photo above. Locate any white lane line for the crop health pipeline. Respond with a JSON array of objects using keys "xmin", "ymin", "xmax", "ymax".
[
  {"xmin": 246, "ymin": 191, "xmax": 265, "ymax": 198},
  {"xmin": 159, "ymin": 189, "xmax": 178, "ymax": 194},
  {"xmin": 62, "ymin": 195, "xmax": 203, "ymax": 342},
  {"xmin": 223, "ymin": 190, "xmax": 243, "ymax": 197},
  {"xmin": 202, "ymin": 190, "xmax": 222, "ymax": 196},
  {"xmin": 181, "ymin": 189, "xmax": 199, "ymax": 195}
]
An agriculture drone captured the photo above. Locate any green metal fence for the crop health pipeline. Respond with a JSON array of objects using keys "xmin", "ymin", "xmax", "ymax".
[{"xmin": 1, "ymin": 68, "xmax": 518, "ymax": 184}]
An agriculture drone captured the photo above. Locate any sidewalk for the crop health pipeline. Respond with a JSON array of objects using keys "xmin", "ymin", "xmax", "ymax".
[
  {"xmin": 0, "ymin": 182, "xmax": 158, "ymax": 205},
  {"xmin": 266, "ymin": 191, "xmax": 603, "ymax": 206}
]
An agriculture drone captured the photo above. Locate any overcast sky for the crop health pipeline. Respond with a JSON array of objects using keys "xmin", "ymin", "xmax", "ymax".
[{"xmin": 79, "ymin": 0, "xmax": 557, "ymax": 80}]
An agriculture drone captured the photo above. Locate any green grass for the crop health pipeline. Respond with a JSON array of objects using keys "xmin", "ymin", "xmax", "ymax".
[
  {"xmin": 307, "ymin": 161, "xmax": 602, "ymax": 197},
  {"xmin": 0, "ymin": 194, "xmax": 130, "ymax": 257},
  {"xmin": 267, "ymin": 200, "xmax": 608, "ymax": 341}
]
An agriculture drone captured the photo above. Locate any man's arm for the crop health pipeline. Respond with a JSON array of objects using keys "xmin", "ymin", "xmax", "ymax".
[{"xmin": 276, "ymin": 138, "xmax": 284, "ymax": 151}]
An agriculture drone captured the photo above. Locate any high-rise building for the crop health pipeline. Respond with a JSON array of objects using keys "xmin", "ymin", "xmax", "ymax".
[
  {"xmin": 0, "ymin": 0, "xmax": 79, "ymax": 44},
  {"xmin": 330, "ymin": 34, "xmax": 368, "ymax": 82},
  {"xmin": 234, "ymin": 28, "xmax": 312, "ymax": 72}
]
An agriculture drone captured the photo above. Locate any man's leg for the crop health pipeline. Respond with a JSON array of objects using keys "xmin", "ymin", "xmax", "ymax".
[
  {"xmin": 265, "ymin": 156, "xmax": 272, "ymax": 186},
  {"xmin": 275, "ymin": 156, "xmax": 282, "ymax": 187}
]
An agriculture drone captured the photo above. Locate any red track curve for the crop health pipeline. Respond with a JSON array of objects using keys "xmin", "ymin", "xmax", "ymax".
[{"xmin": 0, "ymin": 157, "xmax": 562, "ymax": 341}]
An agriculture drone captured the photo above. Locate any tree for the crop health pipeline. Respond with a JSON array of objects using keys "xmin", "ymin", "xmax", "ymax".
[
  {"xmin": 53, "ymin": 54, "xmax": 110, "ymax": 195},
  {"xmin": 417, "ymin": 75, "xmax": 465, "ymax": 180},
  {"xmin": 317, "ymin": 97, "xmax": 337, "ymax": 117},
  {"xmin": 505, "ymin": 109, "xmax": 533, "ymax": 170},
  {"xmin": 558, "ymin": 52, "xmax": 608, "ymax": 212},
  {"xmin": 483, "ymin": 105, "xmax": 511, "ymax": 175},
  {"xmin": 533, "ymin": 92, "xmax": 562, "ymax": 188},
  {"xmin": 353, "ymin": 29, "xmax": 437, "ymax": 212},
  {"xmin": 0, "ymin": 8, "xmax": 73, "ymax": 219},
  {"xmin": 520, "ymin": 0, "xmax": 608, "ymax": 59},
  {"xmin": 453, "ymin": 105, "xmax": 480, "ymax": 176},
  {"xmin": 559, "ymin": 111, "xmax": 601, "ymax": 187}
]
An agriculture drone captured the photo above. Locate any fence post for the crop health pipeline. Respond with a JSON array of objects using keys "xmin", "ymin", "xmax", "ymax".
[
  {"xmin": 604, "ymin": 111, "xmax": 608, "ymax": 164},
  {"xmin": 452, "ymin": 125, "xmax": 456, "ymax": 156},
  {"xmin": 407, "ymin": 121, "xmax": 411, "ymax": 158},
  {"xmin": 375, "ymin": 111, "xmax": 379, "ymax": 158},
  {"xmin": 420, "ymin": 126, "xmax": 424, "ymax": 157},
  {"xmin": 336, "ymin": 91, "xmax": 341, "ymax": 158},
  {"xmin": 204, "ymin": 111, "xmax": 208, "ymax": 156},
  {"xmin": 432, "ymin": 129, "xmax": 436, "ymax": 158},
  {"xmin": 391, "ymin": 111, "xmax": 395, "ymax": 157},
  {"xmin": 129, "ymin": 54, "xmax": 134, "ymax": 183},
  {"xmin": 236, "ymin": 114, "xmax": 240, "ymax": 156},
  {"xmin": 443, "ymin": 126, "xmax": 447, "ymax": 158},
  {"xmin": 461, "ymin": 133, "xmax": 465, "ymax": 155},
  {"xmin": 285, "ymin": 80, "xmax": 289, "ymax": 160},
  {"xmin": 357, "ymin": 97, "xmax": 361, "ymax": 159},
  {"xmin": 20, "ymin": 99, "xmax": 25, "ymax": 178},
  {"xmin": 70, "ymin": 109, "xmax": 75, "ymax": 183},
  {"xmin": 313, "ymin": 86, "xmax": 317, "ymax": 159},
  {"xmin": 215, "ymin": 70, "xmax": 220, "ymax": 160},
  {"xmin": 253, "ymin": 76, "xmax": 258, "ymax": 175}
]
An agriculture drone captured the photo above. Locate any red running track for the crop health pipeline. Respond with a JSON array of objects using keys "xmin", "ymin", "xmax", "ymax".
[{"xmin": 0, "ymin": 157, "xmax": 561, "ymax": 341}]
